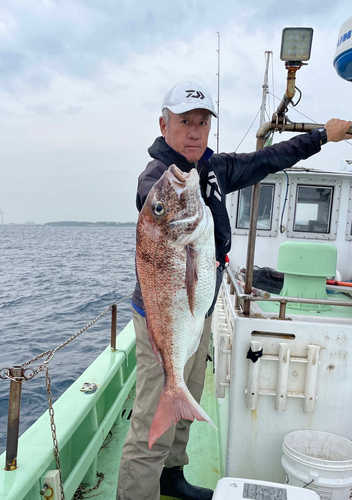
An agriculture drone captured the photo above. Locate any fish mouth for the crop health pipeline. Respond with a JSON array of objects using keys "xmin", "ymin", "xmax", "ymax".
[{"xmin": 169, "ymin": 164, "xmax": 186, "ymax": 184}]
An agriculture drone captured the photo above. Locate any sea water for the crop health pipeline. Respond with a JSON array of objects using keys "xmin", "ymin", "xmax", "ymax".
[{"xmin": 0, "ymin": 226, "xmax": 136, "ymax": 454}]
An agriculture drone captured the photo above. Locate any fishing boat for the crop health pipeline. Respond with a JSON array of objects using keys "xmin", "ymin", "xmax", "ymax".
[{"xmin": 1, "ymin": 20, "xmax": 352, "ymax": 500}]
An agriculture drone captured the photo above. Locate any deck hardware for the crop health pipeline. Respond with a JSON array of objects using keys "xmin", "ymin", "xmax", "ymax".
[
  {"xmin": 244, "ymin": 340, "xmax": 321, "ymax": 413},
  {"xmin": 304, "ymin": 345, "xmax": 321, "ymax": 414},
  {"xmin": 5, "ymin": 365, "xmax": 23, "ymax": 471},
  {"xmin": 40, "ymin": 482, "xmax": 53, "ymax": 497},
  {"xmin": 80, "ymin": 382, "xmax": 98, "ymax": 394},
  {"xmin": 275, "ymin": 343, "xmax": 291, "ymax": 411},
  {"xmin": 246, "ymin": 341, "xmax": 263, "ymax": 410},
  {"xmin": 279, "ymin": 300, "xmax": 287, "ymax": 319},
  {"xmin": 246, "ymin": 346, "xmax": 263, "ymax": 363},
  {"xmin": 111, "ymin": 304, "xmax": 117, "ymax": 350},
  {"xmin": 114, "ymin": 348, "xmax": 129, "ymax": 366}
]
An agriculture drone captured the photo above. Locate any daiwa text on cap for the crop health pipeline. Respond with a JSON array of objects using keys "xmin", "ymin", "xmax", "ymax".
[{"xmin": 162, "ymin": 81, "xmax": 218, "ymax": 118}]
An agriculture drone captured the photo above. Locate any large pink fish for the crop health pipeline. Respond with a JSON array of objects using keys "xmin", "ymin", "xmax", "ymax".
[{"xmin": 136, "ymin": 164, "xmax": 216, "ymax": 449}]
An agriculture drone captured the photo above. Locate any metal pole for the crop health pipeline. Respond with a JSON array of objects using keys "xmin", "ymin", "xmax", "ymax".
[
  {"xmin": 111, "ymin": 304, "xmax": 117, "ymax": 350},
  {"xmin": 243, "ymin": 135, "xmax": 265, "ymax": 315},
  {"xmin": 5, "ymin": 366, "xmax": 23, "ymax": 471},
  {"xmin": 243, "ymin": 52, "xmax": 272, "ymax": 316},
  {"xmin": 259, "ymin": 51, "xmax": 272, "ymax": 126},
  {"xmin": 216, "ymin": 32, "xmax": 220, "ymax": 154},
  {"xmin": 279, "ymin": 301, "xmax": 287, "ymax": 320}
]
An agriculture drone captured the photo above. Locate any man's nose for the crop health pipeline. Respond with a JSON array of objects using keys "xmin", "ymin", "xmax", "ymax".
[{"xmin": 187, "ymin": 125, "xmax": 201, "ymax": 138}]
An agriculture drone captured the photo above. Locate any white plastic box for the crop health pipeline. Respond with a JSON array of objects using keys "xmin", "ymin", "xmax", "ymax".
[{"xmin": 212, "ymin": 477, "xmax": 319, "ymax": 499}]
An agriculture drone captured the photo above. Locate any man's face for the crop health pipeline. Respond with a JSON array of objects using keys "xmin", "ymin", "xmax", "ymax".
[{"xmin": 159, "ymin": 109, "xmax": 211, "ymax": 163}]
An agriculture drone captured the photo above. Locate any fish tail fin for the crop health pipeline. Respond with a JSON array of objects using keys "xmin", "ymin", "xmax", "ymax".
[{"xmin": 148, "ymin": 387, "xmax": 216, "ymax": 449}]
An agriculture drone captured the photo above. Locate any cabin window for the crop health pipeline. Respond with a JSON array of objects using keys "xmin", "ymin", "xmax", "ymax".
[
  {"xmin": 293, "ymin": 185, "xmax": 333, "ymax": 234},
  {"xmin": 236, "ymin": 184, "xmax": 274, "ymax": 230}
]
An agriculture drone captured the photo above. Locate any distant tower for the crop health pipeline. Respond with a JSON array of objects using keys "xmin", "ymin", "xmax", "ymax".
[{"xmin": 0, "ymin": 207, "xmax": 4, "ymax": 225}]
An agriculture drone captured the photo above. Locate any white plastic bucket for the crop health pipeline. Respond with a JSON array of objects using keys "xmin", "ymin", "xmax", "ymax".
[{"xmin": 282, "ymin": 430, "xmax": 352, "ymax": 500}]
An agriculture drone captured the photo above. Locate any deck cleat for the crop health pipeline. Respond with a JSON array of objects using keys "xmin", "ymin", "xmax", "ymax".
[{"xmin": 80, "ymin": 382, "xmax": 98, "ymax": 394}]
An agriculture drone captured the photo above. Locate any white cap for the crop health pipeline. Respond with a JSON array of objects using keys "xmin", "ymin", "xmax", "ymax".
[{"xmin": 162, "ymin": 80, "xmax": 218, "ymax": 118}]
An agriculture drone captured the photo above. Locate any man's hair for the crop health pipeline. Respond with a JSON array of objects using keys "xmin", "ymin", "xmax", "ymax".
[{"xmin": 162, "ymin": 108, "xmax": 170, "ymax": 124}]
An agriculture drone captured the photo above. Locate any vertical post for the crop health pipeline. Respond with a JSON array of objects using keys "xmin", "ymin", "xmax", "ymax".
[
  {"xmin": 243, "ymin": 132, "xmax": 264, "ymax": 316},
  {"xmin": 216, "ymin": 32, "xmax": 220, "ymax": 154},
  {"xmin": 5, "ymin": 366, "xmax": 23, "ymax": 471},
  {"xmin": 111, "ymin": 304, "xmax": 117, "ymax": 350},
  {"xmin": 243, "ymin": 51, "xmax": 272, "ymax": 316},
  {"xmin": 279, "ymin": 300, "xmax": 287, "ymax": 320}
]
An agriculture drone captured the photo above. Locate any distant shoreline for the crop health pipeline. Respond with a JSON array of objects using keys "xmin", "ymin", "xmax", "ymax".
[{"xmin": 0, "ymin": 221, "xmax": 136, "ymax": 227}]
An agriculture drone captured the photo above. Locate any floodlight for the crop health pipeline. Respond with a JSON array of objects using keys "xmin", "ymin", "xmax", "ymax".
[{"xmin": 280, "ymin": 27, "xmax": 314, "ymax": 62}]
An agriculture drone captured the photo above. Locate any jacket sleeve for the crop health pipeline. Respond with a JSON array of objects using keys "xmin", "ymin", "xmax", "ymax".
[
  {"xmin": 211, "ymin": 129, "xmax": 321, "ymax": 195},
  {"xmin": 136, "ymin": 159, "xmax": 168, "ymax": 211}
]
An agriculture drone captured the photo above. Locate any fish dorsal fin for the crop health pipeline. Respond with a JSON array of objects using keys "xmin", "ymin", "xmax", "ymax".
[{"xmin": 185, "ymin": 244, "xmax": 198, "ymax": 316}]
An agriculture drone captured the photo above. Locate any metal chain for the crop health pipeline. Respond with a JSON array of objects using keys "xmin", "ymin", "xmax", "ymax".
[
  {"xmin": 45, "ymin": 365, "xmax": 65, "ymax": 500},
  {"xmin": 0, "ymin": 293, "xmax": 133, "ymax": 383},
  {"xmin": 73, "ymin": 472, "xmax": 105, "ymax": 499}
]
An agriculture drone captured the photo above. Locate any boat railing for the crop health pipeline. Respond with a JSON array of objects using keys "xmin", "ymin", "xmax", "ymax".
[
  {"xmin": 226, "ymin": 266, "xmax": 352, "ymax": 320},
  {"xmin": 0, "ymin": 292, "xmax": 135, "ymax": 500}
]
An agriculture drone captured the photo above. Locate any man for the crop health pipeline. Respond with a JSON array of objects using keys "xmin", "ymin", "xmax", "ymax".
[{"xmin": 117, "ymin": 81, "xmax": 351, "ymax": 500}]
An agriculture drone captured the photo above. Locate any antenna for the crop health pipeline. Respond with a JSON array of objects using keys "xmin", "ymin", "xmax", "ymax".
[
  {"xmin": 215, "ymin": 31, "xmax": 220, "ymax": 154},
  {"xmin": 260, "ymin": 51, "xmax": 272, "ymax": 127}
]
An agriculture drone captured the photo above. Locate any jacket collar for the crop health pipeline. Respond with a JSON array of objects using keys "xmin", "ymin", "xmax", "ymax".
[{"xmin": 148, "ymin": 136, "xmax": 213, "ymax": 172}]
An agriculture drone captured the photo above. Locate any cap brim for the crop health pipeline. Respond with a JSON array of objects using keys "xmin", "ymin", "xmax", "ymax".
[{"xmin": 163, "ymin": 103, "xmax": 218, "ymax": 118}]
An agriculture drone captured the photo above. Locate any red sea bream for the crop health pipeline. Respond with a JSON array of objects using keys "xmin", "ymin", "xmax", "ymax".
[{"xmin": 136, "ymin": 164, "xmax": 216, "ymax": 449}]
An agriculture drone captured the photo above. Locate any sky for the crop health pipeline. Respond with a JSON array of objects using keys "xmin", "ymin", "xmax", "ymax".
[{"xmin": 0, "ymin": 0, "xmax": 351, "ymax": 224}]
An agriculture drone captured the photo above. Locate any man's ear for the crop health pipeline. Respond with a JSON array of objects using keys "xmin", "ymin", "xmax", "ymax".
[{"xmin": 159, "ymin": 116, "xmax": 167, "ymax": 137}]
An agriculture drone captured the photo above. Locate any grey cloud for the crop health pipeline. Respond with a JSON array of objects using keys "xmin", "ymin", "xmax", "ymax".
[
  {"xmin": 0, "ymin": 51, "xmax": 24, "ymax": 75},
  {"xmin": 25, "ymin": 103, "xmax": 56, "ymax": 116},
  {"xmin": 31, "ymin": 36, "xmax": 63, "ymax": 56},
  {"xmin": 63, "ymin": 106, "xmax": 83, "ymax": 115},
  {"xmin": 0, "ymin": 0, "xmax": 341, "ymax": 95}
]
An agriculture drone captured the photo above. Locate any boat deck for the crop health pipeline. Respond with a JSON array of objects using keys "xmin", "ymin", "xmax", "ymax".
[{"xmin": 92, "ymin": 363, "xmax": 222, "ymax": 499}]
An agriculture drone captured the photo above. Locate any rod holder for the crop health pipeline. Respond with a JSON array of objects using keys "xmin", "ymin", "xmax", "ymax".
[
  {"xmin": 304, "ymin": 345, "xmax": 321, "ymax": 414},
  {"xmin": 275, "ymin": 343, "xmax": 291, "ymax": 412},
  {"xmin": 246, "ymin": 340, "xmax": 263, "ymax": 410}
]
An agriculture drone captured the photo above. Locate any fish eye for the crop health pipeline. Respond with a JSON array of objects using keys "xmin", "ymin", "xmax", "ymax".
[{"xmin": 153, "ymin": 202, "xmax": 164, "ymax": 215}]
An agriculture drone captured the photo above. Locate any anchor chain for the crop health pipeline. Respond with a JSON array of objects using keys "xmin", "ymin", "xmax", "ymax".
[
  {"xmin": 0, "ymin": 293, "xmax": 133, "ymax": 383},
  {"xmin": 73, "ymin": 472, "xmax": 105, "ymax": 499},
  {"xmin": 45, "ymin": 366, "xmax": 65, "ymax": 500}
]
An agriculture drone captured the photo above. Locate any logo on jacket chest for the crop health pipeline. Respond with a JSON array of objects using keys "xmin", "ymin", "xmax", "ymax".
[{"xmin": 206, "ymin": 171, "xmax": 222, "ymax": 202}]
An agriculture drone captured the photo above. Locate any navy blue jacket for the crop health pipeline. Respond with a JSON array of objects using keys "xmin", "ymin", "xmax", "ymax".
[{"xmin": 132, "ymin": 131, "xmax": 321, "ymax": 312}]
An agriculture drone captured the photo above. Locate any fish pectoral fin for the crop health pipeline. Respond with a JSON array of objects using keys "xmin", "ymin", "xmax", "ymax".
[{"xmin": 185, "ymin": 244, "xmax": 198, "ymax": 316}]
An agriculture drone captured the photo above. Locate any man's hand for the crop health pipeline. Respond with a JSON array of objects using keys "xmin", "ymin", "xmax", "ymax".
[{"xmin": 325, "ymin": 118, "xmax": 352, "ymax": 142}]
